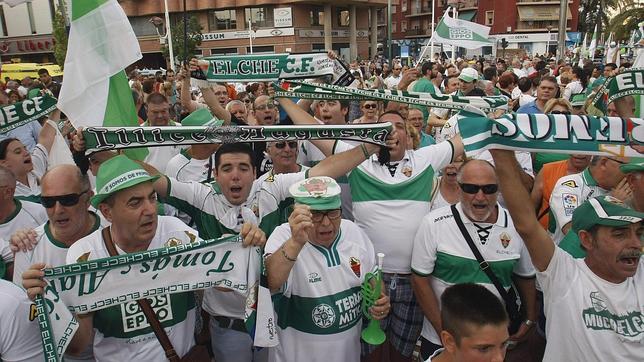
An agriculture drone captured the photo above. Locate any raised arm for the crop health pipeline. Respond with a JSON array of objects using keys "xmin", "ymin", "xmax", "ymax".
[
  {"xmin": 308, "ymin": 140, "xmax": 386, "ymax": 180},
  {"xmin": 489, "ymin": 149, "xmax": 554, "ymax": 271}
]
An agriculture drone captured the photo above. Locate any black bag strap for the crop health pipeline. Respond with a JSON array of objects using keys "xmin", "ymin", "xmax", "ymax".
[
  {"xmin": 102, "ymin": 227, "xmax": 180, "ymax": 362},
  {"xmin": 450, "ymin": 205, "xmax": 519, "ymax": 318}
]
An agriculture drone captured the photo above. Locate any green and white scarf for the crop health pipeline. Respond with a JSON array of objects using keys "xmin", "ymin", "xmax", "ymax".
[
  {"xmin": 191, "ymin": 53, "xmax": 354, "ymax": 85},
  {"xmin": 0, "ymin": 95, "xmax": 58, "ymax": 133},
  {"xmin": 458, "ymin": 113, "xmax": 643, "ymax": 157},
  {"xmin": 274, "ymin": 81, "xmax": 508, "ymax": 113},
  {"xmin": 82, "ymin": 123, "xmax": 392, "ymax": 154},
  {"xmin": 592, "ymin": 68, "xmax": 644, "ymax": 113},
  {"xmin": 36, "ymin": 235, "xmax": 276, "ymax": 362}
]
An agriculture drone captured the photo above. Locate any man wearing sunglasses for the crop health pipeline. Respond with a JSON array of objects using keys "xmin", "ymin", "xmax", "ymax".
[
  {"xmin": 0, "ymin": 166, "xmax": 47, "ymax": 280},
  {"xmin": 265, "ymin": 176, "xmax": 390, "ymax": 362},
  {"xmin": 385, "ymin": 64, "xmax": 403, "ymax": 90},
  {"xmin": 549, "ymin": 155, "xmax": 629, "ymax": 245},
  {"xmin": 411, "ymin": 160, "xmax": 537, "ymax": 361},
  {"xmin": 11, "ymin": 164, "xmax": 107, "ymax": 361}
]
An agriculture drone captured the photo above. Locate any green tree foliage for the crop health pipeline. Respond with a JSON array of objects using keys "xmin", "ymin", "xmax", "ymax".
[
  {"xmin": 161, "ymin": 15, "xmax": 203, "ymax": 69},
  {"xmin": 607, "ymin": 8, "xmax": 644, "ymax": 42},
  {"xmin": 52, "ymin": 9, "xmax": 68, "ymax": 68}
]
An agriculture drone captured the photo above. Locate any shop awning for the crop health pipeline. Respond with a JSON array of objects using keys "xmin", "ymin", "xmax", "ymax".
[
  {"xmin": 458, "ymin": 10, "xmax": 476, "ymax": 22},
  {"xmin": 517, "ymin": 6, "xmax": 572, "ymax": 21}
]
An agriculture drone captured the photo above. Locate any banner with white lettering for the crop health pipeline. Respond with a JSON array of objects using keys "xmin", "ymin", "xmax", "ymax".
[
  {"xmin": 190, "ymin": 53, "xmax": 336, "ymax": 83},
  {"xmin": 37, "ymin": 235, "xmax": 275, "ymax": 362},
  {"xmin": 591, "ymin": 68, "xmax": 644, "ymax": 114},
  {"xmin": 81, "ymin": 123, "xmax": 392, "ymax": 154},
  {"xmin": 276, "ymin": 81, "xmax": 509, "ymax": 112},
  {"xmin": 0, "ymin": 95, "xmax": 58, "ymax": 133},
  {"xmin": 458, "ymin": 113, "xmax": 643, "ymax": 157}
]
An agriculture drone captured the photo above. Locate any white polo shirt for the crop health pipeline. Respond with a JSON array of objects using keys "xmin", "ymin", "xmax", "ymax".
[
  {"xmin": 15, "ymin": 144, "xmax": 48, "ymax": 202},
  {"xmin": 411, "ymin": 203, "xmax": 535, "ymax": 343}
]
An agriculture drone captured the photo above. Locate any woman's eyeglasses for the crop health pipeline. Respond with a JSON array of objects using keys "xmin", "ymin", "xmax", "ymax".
[
  {"xmin": 550, "ymin": 110, "xmax": 571, "ymax": 115},
  {"xmin": 363, "ymin": 104, "xmax": 377, "ymax": 109}
]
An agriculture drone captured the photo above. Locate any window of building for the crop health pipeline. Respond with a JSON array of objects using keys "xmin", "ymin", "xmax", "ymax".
[
  {"xmin": 245, "ymin": 7, "xmax": 273, "ymax": 29},
  {"xmin": 310, "ymin": 6, "xmax": 324, "ymax": 26},
  {"xmin": 401, "ymin": 21, "xmax": 407, "ymax": 33},
  {"xmin": 485, "ymin": 11, "xmax": 494, "ymax": 26},
  {"xmin": 392, "ymin": 22, "xmax": 397, "ymax": 33},
  {"xmin": 0, "ymin": 5, "xmax": 7, "ymax": 36},
  {"xmin": 247, "ymin": 45, "xmax": 275, "ymax": 54},
  {"xmin": 211, "ymin": 47, "xmax": 238, "ymax": 55},
  {"xmin": 312, "ymin": 43, "xmax": 326, "ymax": 51},
  {"xmin": 402, "ymin": 0, "xmax": 408, "ymax": 12},
  {"xmin": 129, "ymin": 17, "xmax": 158, "ymax": 37},
  {"xmin": 338, "ymin": 8, "xmax": 350, "ymax": 27},
  {"xmin": 209, "ymin": 10, "xmax": 236, "ymax": 31}
]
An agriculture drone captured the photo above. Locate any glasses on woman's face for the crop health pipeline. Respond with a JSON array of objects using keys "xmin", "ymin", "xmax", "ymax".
[
  {"xmin": 363, "ymin": 104, "xmax": 377, "ymax": 109},
  {"xmin": 242, "ymin": 99, "xmax": 251, "ymax": 103},
  {"xmin": 550, "ymin": 110, "xmax": 571, "ymax": 115},
  {"xmin": 311, "ymin": 209, "xmax": 342, "ymax": 222},
  {"xmin": 273, "ymin": 141, "xmax": 298, "ymax": 149}
]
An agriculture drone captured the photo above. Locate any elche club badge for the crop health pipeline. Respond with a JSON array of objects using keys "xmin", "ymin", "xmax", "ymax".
[
  {"xmin": 350, "ymin": 257, "xmax": 361, "ymax": 277},
  {"xmin": 500, "ymin": 232, "xmax": 511, "ymax": 249}
]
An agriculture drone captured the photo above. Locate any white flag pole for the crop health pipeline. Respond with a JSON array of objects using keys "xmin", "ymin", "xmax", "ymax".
[{"xmin": 430, "ymin": 0, "xmax": 435, "ymax": 62}]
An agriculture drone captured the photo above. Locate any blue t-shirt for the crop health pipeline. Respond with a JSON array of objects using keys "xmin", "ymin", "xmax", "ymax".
[{"xmin": 516, "ymin": 101, "xmax": 543, "ymax": 114}]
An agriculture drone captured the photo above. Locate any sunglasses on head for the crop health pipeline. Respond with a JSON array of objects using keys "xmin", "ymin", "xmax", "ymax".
[
  {"xmin": 459, "ymin": 183, "xmax": 498, "ymax": 195},
  {"xmin": 550, "ymin": 110, "xmax": 571, "ymax": 115},
  {"xmin": 363, "ymin": 104, "xmax": 377, "ymax": 109},
  {"xmin": 40, "ymin": 190, "xmax": 89, "ymax": 208},
  {"xmin": 274, "ymin": 141, "xmax": 298, "ymax": 149}
]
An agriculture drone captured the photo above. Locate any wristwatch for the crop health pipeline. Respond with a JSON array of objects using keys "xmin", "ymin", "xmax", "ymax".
[{"xmin": 523, "ymin": 319, "xmax": 535, "ymax": 327}]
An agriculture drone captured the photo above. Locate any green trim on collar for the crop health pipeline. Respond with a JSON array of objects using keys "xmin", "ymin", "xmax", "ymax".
[
  {"xmin": 45, "ymin": 212, "xmax": 102, "ymax": 249},
  {"xmin": 310, "ymin": 229, "xmax": 342, "ymax": 267},
  {"xmin": 0, "ymin": 199, "xmax": 22, "ymax": 225},
  {"xmin": 180, "ymin": 148, "xmax": 192, "ymax": 160},
  {"xmin": 582, "ymin": 168, "xmax": 598, "ymax": 187}
]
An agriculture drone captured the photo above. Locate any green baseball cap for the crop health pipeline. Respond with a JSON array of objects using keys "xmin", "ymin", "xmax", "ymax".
[
  {"xmin": 571, "ymin": 195, "xmax": 643, "ymax": 232},
  {"xmin": 181, "ymin": 108, "xmax": 223, "ymax": 127},
  {"xmin": 91, "ymin": 155, "xmax": 159, "ymax": 208},
  {"xmin": 620, "ymin": 160, "xmax": 644, "ymax": 174},
  {"xmin": 289, "ymin": 176, "xmax": 341, "ymax": 210}
]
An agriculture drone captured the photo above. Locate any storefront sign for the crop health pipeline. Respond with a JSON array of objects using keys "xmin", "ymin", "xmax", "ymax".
[
  {"xmin": 0, "ymin": 37, "xmax": 55, "ymax": 55},
  {"xmin": 297, "ymin": 29, "xmax": 370, "ymax": 38},
  {"xmin": 274, "ymin": 7, "xmax": 293, "ymax": 28},
  {"xmin": 201, "ymin": 28, "xmax": 294, "ymax": 41}
]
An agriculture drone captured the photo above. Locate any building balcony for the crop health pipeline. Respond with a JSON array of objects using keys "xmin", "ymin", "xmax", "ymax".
[
  {"xmin": 406, "ymin": 7, "xmax": 433, "ymax": 18},
  {"xmin": 516, "ymin": 0, "xmax": 573, "ymax": 4},
  {"xmin": 404, "ymin": 27, "xmax": 431, "ymax": 37}
]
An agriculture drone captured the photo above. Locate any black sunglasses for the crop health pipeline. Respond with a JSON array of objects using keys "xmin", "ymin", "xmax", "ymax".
[
  {"xmin": 363, "ymin": 104, "xmax": 377, "ymax": 109},
  {"xmin": 274, "ymin": 141, "xmax": 298, "ymax": 149},
  {"xmin": 459, "ymin": 183, "xmax": 498, "ymax": 195},
  {"xmin": 41, "ymin": 190, "xmax": 89, "ymax": 208},
  {"xmin": 550, "ymin": 110, "xmax": 571, "ymax": 115}
]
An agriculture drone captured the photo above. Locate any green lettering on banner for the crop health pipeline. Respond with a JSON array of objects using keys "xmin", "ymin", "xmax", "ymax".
[
  {"xmin": 36, "ymin": 234, "xmax": 269, "ymax": 361},
  {"xmin": 197, "ymin": 53, "xmax": 335, "ymax": 82},
  {"xmin": 0, "ymin": 95, "xmax": 58, "ymax": 133},
  {"xmin": 459, "ymin": 113, "xmax": 643, "ymax": 158},
  {"xmin": 81, "ymin": 123, "xmax": 392, "ymax": 154}
]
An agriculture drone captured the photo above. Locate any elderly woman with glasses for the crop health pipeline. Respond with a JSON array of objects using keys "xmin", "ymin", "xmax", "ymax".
[
  {"xmin": 352, "ymin": 101, "xmax": 381, "ymax": 124},
  {"xmin": 532, "ymin": 98, "xmax": 575, "ymax": 173}
]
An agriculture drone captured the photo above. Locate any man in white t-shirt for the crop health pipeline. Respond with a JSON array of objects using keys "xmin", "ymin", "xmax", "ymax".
[
  {"xmin": 0, "ymin": 166, "xmax": 47, "ymax": 279},
  {"xmin": 279, "ymin": 93, "xmax": 465, "ymax": 362},
  {"xmin": 424, "ymin": 283, "xmax": 510, "ymax": 362},
  {"xmin": 491, "ymin": 149, "xmax": 644, "ymax": 361},
  {"xmin": 265, "ymin": 176, "xmax": 390, "ymax": 362},
  {"xmin": 142, "ymin": 93, "xmax": 185, "ymax": 174},
  {"xmin": 411, "ymin": 160, "xmax": 536, "ymax": 360},
  {"xmin": 23, "ymin": 156, "xmax": 265, "ymax": 360},
  {"xmin": 384, "ymin": 64, "xmax": 403, "ymax": 90}
]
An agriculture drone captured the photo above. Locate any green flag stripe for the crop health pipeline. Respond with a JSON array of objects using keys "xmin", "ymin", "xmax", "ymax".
[{"xmin": 72, "ymin": 0, "xmax": 110, "ymax": 21}]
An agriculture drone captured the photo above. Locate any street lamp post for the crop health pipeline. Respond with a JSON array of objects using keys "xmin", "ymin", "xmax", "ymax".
[
  {"xmin": 546, "ymin": 25, "xmax": 553, "ymax": 57},
  {"xmin": 387, "ymin": 0, "xmax": 392, "ymax": 62},
  {"xmin": 556, "ymin": 0, "xmax": 567, "ymax": 61}
]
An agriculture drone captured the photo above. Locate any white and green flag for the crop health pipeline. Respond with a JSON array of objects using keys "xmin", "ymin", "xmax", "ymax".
[
  {"xmin": 430, "ymin": 9, "xmax": 492, "ymax": 49},
  {"xmin": 57, "ymin": 0, "xmax": 146, "ymax": 159},
  {"xmin": 588, "ymin": 23, "xmax": 599, "ymax": 60}
]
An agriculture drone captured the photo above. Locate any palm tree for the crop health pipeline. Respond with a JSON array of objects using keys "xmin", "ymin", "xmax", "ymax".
[{"xmin": 607, "ymin": 7, "xmax": 644, "ymax": 42}]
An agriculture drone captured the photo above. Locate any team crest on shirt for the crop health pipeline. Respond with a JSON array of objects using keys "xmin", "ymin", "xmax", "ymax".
[
  {"xmin": 29, "ymin": 304, "xmax": 37, "ymax": 321},
  {"xmin": 500, "ymin": 232, "xmax": 511, "ymax": 249},
  {"xmin": 251, "ymin": 203, "xmax": 260, "ymax": 217},
  {"xmin": 311, "ymin": 303, "xmax": 336, "ymax": 329},
  {"xmin": 561, "ymin": 180, "xmax": 578, "ymax": 188},
  {"xmin": 562, "ymin": 193, "xmax": 578, "ymax": 216},
  {"xmin": 76, "ymin": 252, "xmax": 91, "ymax": 262},
  {"xmin": 350, "ymin": 257, "xmax": 361, "ymax": 277},
  {"xmin": 401, "ymin": 166, "xmax": 412, "ymax": 178},
  {"xmin": 165, "ymin": 237, "xmax": 182, "ymax": 247}
]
